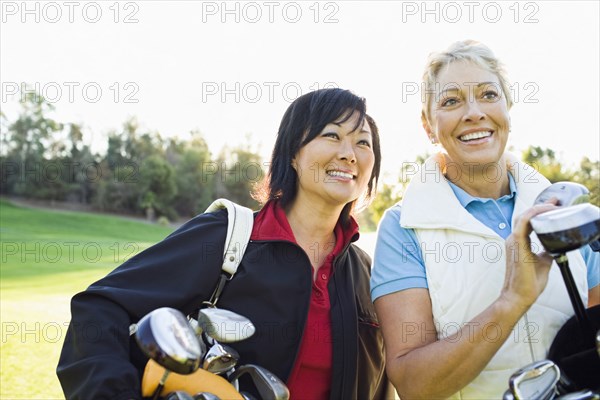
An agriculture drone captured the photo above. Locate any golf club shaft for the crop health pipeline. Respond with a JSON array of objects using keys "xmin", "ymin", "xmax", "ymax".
[
  {"xmin": 556, "ymin": 255, "xmax": 596, "ymax": 348},
  {"xmin": 152, "ymin": 370, "xmax": 170, "ymax": 400}
]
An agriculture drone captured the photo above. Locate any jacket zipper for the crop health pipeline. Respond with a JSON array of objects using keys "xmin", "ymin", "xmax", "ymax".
[
  {"xmin": 249, "ymin": 239, "xmax": 314, "ymax": 381},
  {"xmin": 328, "ymin": 239, "xmax": 356, "ymax": 400},
  {"xmin": 251, "ymin": 236, "xmax": 359, "ymax": 394}
]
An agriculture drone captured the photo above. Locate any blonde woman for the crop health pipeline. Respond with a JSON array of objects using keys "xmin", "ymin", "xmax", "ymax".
[{"xmin": 371, "ymin": 41, "xmax": 599, "ymax": 399}]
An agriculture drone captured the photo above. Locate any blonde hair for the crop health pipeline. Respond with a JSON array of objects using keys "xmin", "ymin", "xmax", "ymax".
[{"xmin": 421, "ymin": 40, "xmax": 513, "ymax": 122}]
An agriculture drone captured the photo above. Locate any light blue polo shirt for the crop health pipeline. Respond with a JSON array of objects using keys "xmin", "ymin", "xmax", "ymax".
[{"xmin": 371, "ymin": 174, "xmax": 600, "ymax": 302}]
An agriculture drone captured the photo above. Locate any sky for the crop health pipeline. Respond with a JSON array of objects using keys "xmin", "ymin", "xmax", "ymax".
[{"xmin": 2, "ymin": 0, "xmax": 599, "ymax": 182}]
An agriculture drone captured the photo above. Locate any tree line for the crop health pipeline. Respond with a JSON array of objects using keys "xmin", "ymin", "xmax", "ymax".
[
  {"xmin": 0, "ymin": 94, "xmax": 262, "ymax": 222},
  {"xmin": 1, "ymin": 93, "xmax": 598, "ymax": 228}
]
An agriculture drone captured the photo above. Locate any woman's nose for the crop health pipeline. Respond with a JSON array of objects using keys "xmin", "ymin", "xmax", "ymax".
[
  {"xmin": 463, "ymin": 100, "xmax": 486, "ymax": 122},
  {"xmin": 338, "ymin": 140, "xmax": 357, "ymax": 163}
]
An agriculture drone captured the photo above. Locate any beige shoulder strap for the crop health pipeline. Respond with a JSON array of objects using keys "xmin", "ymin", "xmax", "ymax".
[{"xmin": 205, "ymin": 199, "xmax": 254, "ymax": 277}]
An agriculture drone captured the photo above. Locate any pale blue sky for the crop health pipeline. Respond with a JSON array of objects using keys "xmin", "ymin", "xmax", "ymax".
[{"xmin": 2, "ymin": 0, "xmax": 599, "ymax": 180}]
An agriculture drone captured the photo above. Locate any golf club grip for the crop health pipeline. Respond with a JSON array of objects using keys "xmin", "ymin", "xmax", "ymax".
[{"xmin": 141, "ymin": 360, "xmax": 244, "ymax": 400}]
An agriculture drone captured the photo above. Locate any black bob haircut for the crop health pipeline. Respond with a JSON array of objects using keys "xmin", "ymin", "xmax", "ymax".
[{"xmin": 254, "ymin": 88, "xmax": 381, "ymax": 225}]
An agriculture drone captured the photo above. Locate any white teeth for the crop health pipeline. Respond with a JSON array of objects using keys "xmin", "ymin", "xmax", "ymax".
[
  {"xmin": 460, "ymin": 131, "xmax": 492, "ymax": 141},
  {"xmin": 327, "ymin": 171, "xmax": 354, "ymax": 179}
]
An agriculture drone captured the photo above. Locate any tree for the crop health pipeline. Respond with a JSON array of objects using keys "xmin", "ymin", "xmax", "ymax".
[
  {"xmin": 522, "ymin": 146, "xmax": 572, "ymax": 182},
  {"xmin": 366, "ymin": 152, "xmax": 431, "ymax": 228},
  {"xmin": 138, "ymin": 155, "xmax": 178, "ymax": 219},
  {"xmin": 572, "ymin": 157, "xmax": 600, "ymax": 206},
  {"xmin": 1, "ymin": 92, "xmax": 63, "ymax": 198},
  {"xmin": 64, "ymin": 123, "xmax": 98, "ymax": 204},
  {"xmin": 168, "ymin": 132, "xmax": 215, "ymax": 217},
  {"xmin": 215, "ymin": 136, "xmax": 264, "ymax": 209},
  {"xmin": 522, "ymin": 146, "xmax": 599, "ymax": 206},
  {"xmin": 95, "ymin": 118, "xmax": 168, "ymax": 215},
  {"xmin": 369, "ymin": 182, "xmax": 403, "ymax": 227},
  {"xmin": 5, "ymin": 92, "xmax": 63, "ymax": 160}
]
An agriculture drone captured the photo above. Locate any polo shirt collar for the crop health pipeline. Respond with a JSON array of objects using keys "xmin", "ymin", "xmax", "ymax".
[
  {"xmin": 447, "ymin": 172, "xmax": 517, "ymax": 207},
  {"xmin": 251, "ymin": 200, "xmax": 359, "ymax": 247}
]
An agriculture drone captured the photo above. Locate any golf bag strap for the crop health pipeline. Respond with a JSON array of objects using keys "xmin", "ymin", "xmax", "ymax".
[{"xmin": 204, "ymin": 199, "xmax": 254, "ymax": 306}]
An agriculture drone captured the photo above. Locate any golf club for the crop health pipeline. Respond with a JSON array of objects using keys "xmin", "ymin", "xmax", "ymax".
[
  {"xmin": 228, "ymin": 364, "xmax": 290, "ymax": 400},
  {"xmin": 508, "ymin": 360, "xmax": 560, "ymax": 400},
  {"xmin": 134, "ymin": 307, "xmax": 204, "ymax": 400},
  {"xmin": 203, "ymin": 342, "xmax": 240, "ymax": 374},
  {"xmin": 197, "ymin": 308, "xmax": 256, "ymax": 343},
  {"xmin": 530, "ymin": 182, "xmax": 600, "ymax": 347}
]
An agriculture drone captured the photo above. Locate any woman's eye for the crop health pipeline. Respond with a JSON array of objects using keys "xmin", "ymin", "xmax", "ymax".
[
  {"xmin": 323, "ymin": 132, "xmax": 339, "ymax": 139},
  {"xmin": 482, "ymin": 91, "xmax": 499, "ymax": 100},
  {"xmin": 441, "ymin": 98, "xmax": 458, "ymax": 107},
  {"xmin": 357, "ymin": 139, "xmax": 371, "ymax": 147}
]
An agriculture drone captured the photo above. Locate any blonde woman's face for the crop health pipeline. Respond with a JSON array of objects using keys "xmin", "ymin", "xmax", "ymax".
[{"xmin": 424, "ymin": 61, "xmax": 511, "ymax": 168}]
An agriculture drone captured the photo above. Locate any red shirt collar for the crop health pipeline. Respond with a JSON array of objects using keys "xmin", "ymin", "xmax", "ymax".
[{"xmin": 251, "ymin": 200, "xmax": 359, "ymax": 250}]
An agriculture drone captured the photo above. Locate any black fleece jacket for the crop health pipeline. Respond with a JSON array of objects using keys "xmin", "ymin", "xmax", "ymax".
[{"xmin": 57, "ymin": 209, "xmax": 393, "ymax": 400}]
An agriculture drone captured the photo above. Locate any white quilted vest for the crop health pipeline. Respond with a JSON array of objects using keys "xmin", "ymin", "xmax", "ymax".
[{"xmin": 400, "ymin": 154, "xmax": 588, "ymax": 399}]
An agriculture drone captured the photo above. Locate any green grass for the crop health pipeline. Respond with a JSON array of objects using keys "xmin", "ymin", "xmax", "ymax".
[{"xmin": 0, "ymin": 199, "xmax": 174, "ymax": 399}]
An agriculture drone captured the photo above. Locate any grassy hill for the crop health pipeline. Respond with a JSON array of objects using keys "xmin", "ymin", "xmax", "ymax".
[{"xmin": 0, "ymin": 199, "xmax": 174, "ymax": 399}]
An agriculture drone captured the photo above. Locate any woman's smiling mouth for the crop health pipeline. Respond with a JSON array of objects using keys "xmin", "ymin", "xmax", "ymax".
[
  {"xmin": 326, "ymin": 170, "xmax": 355, "ymax": 180},
  {"xmin": 459, "ymin": 130, "xmax": 493, "ymax": 142}
]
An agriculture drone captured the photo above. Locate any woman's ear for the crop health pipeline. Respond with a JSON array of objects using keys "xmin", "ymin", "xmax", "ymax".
[{"xmin": 421, "ymin": 111, "xmax": 437, "ymax": 144}]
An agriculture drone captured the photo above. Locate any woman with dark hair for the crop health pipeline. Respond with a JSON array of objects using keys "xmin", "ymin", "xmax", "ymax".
[{"xmin": 57, "ymin": 88, "xmax": 392, "ymax": 400}]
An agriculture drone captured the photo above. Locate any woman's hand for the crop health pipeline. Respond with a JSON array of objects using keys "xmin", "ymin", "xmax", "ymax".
[{"xmin": 501, "ymin": 202, "xmax": 558, "ymax": 313}]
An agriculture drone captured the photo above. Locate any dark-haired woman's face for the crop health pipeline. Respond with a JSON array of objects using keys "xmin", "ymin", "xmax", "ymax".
[{"xmin": 291, "ymin": 111, "xmax": 375, "ymax": 208}]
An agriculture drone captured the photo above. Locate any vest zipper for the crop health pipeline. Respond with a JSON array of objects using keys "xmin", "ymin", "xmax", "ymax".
[{"xmin": 523, "ymin": 312, "xmax": 536, "ymax": 362}]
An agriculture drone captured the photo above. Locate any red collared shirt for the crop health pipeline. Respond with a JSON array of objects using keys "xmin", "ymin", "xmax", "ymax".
[{"xmin": 251, "ymin": 201, "xmax": 358, "ymax": 400}]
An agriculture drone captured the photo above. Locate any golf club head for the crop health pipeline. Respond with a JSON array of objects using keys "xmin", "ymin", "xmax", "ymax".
[
  {"xmin": 186, "ymin": 317, "xmax": 208, "ymax": 354},
  {"xmin": 240, "ymin": 392, "xmax": 258, "ymax": 400},
  {"xmin": 164, "ymin": 391, "xmax": 195, "ymax": 400},
  {"xmin": 134, "ymin": 307, "xmax": 203, "ymax": 374},
  {"xmin": 203, "ymin": 343, "xmax": 240, "ymax": 374},
  {"xmin": 509, "ymin": 360, "xmax": 560, "ymax": 400},
  {"xmin": 229, "ymin": 364, "xmax": 290, "ymax": 400},
  {"xmin": 193, "ymin": 393, "xmax": 222, "ymax": 400},
  {"xmin": 197, "ymin": 308, "xmax": 256, "ymax": 343},
  {"xmin": 531, "ymin": 182, "xmax": 600, "ymax": 254},
  {"xmin": 531, "ymin": 203, "xmax": 600, "ymax": 255},
  {"xmin": 533, "ymin": 182, "xmax": 591, "ymax": 207}
]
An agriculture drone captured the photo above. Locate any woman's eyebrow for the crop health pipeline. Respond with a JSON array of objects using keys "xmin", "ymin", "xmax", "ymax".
[
  {"xmin": 329, "ymin": 119, "xmax": 370, "ymax": 134},
  {"xmin": 477, "ymin": 81, "xmax": 499, "ymax": 88},
  {"xmin": 437, "ymin": 86, "xmax": 460, "ymax": 96},
  {"xmin": 438, "ymin": 81, "xmax": 498, "ymax": 94}
]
